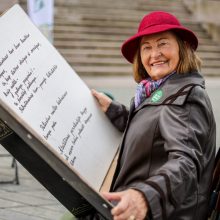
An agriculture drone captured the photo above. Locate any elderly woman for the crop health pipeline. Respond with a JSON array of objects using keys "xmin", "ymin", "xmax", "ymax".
[{"xmin": 91, "ymin": 11, "xmax": 216, "ymax": 220}]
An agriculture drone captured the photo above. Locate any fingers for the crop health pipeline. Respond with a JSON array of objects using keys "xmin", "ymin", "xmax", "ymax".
[
  {"xmin": 91, "ymin": 89, "xmax": 101, "ymax": 99},
  {"xmin": 102, "ymin": 191, "xmax": 122, "ymax": 201},
  {"xmin": 111, "ymin": 199, "xmax": 129, "ymax": 216},
  {"xmin": 102, "ymin": 189, "xmax": 148, "ymax": 220},
  {"xmin": 102, "ymin": 191, "xmax": 133, "ymax": 219},
  {"xmin": 111, "ymin": 192, "xmax": 133, "ymax": 219},
  {"xmin": 91, "ymin": 89, "xmax": 112, "ymax": 112}
]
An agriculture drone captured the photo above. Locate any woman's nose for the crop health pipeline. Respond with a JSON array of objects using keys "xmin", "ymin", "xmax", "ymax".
[{"xmin": 150, "ymin": 47, "xmax": 162, "ymax": 58}]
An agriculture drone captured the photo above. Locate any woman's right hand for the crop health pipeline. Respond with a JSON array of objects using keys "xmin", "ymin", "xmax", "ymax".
[{"xmin": 91, "ymin": 89, "xmax": 112, "ymax": 112}]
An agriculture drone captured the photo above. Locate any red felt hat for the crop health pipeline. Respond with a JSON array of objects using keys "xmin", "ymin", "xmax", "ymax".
[{"xmin": 121, "ymin": 11, "xmax": 198, "ymax": 63}]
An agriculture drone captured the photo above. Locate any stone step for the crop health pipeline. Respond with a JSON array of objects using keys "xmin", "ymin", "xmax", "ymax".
[
  {"xmin": 198, "ymin": 45, "xmax": 220, "ymax": 52},
  {"xmin": 54, "ymin": 32, "xmax": 128, "ymax": 42},
  {"xmin": 64, "ymin": 57, "xmax": 129, "ymax": 65},
  {"xmin": 202, "ymin": 68, "xmax": 220, "ymax": 77},
  {"xmin": 54, "ymin": 40, "xmax": 123, "ymax": 48},
  {"xmin": 55, "ymin": 17, "xmax": 203, "ymax": 32},
  {"xmin": 72, "ymin": 65, "xmax": 132, "ymax": 76},
  {"xmin": 198, "ymin": 52, "xmax": 220, "ymax": 59},
  {"xmin": 55, "ymin": 0, "xmax": 184, "ymax": 8},
  {"xmin": 61, "ymin": 56, "xmax": 220, "ymax": 68},
  {"xmin": 53, "ymin": 32, "xmax": 215, "ymax": 48},
  {"xmin": 202, "ymin": 60, "xmax": 220, "ymax": 67},
  {"xmin": 54, "ymin": 0, "xmax": 186, "ymax": 9},
  {"xmin": 55, "ymin": 6, "xmax": 188, "ymax": 17},
  {"xmin": 57, "ymin": 43, "xmax": 220, "ymax": 54},
  {"xmin": 58, "ymin": 48, "xmax": 220, "ymax": 61},
  {"xmin": 53, "ymin": 25, "xmax": 209, "ymax": 39},
  {"xmin": 67, "ymin": 65, "xmax": 219, "ymax": 77},
  {"xmin": 54, "ymin": 19, "xmax": 206, "ymax": 33},
  {"xmin": 53, "ymin": 33, "xmax": 216, "ymax": 48},
  {"xmin": 58, "ymin": 48, "xmax": 121, "ymax": 56},
  {"xmin": 0, "ymin": 0, "xmax": 17, "ymax": 12},
  {"xmin": 53, "ymin": 28, "xmax": 212, "ymax": 44},
  {"xmin": 56, "ymin": 9, "xmax": 193, "ymax": 22},
  {"xmin": 57, "ymin": 50, "xmax": 219, "ymax": 62}
]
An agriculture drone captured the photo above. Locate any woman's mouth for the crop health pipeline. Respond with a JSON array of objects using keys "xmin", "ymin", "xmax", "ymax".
[{"xmin": 151, "ymin": 61, "xmax": 167, "ymax": 66}]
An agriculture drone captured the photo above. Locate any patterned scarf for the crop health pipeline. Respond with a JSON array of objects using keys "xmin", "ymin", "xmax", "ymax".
[{"xmin": 134, "ymin": 72, "xmax": 175, "ymax": 108}]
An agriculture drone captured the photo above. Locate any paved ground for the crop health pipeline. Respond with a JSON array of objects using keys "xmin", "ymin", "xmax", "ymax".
[
  {"xmin": 0, "ymin": 75, "xmax": 219, "ymax": 220},
  {"xmin": 0, "ymin": 147, "xmax": 67, "ymax": 220}
]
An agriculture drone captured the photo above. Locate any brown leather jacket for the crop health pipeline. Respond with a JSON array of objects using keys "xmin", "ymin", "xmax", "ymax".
[{"xmin": 105, "ymin": 72, "xmax": 216, "ymax": 220}]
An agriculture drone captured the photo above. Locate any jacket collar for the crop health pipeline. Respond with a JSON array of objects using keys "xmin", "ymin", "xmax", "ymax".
[{"xmin": 133, "ymin": 71, "xmax": 205, "ymax": 112}]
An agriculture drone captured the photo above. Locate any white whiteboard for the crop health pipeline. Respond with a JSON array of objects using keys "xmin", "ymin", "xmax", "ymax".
[{"xmin": 0, "ymin": 4, "xmax": 122, "ymax": 191}]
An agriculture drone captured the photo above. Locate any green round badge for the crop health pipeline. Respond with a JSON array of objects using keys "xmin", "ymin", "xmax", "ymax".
[{"xmin": 151, "ymin": 89, "xmax": 163, "ymax": 103}]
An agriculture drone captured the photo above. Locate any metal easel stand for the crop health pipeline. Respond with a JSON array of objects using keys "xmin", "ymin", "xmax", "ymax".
[{"xmin": 0, "ymin": 155, "xmax": 19, "ymax": 185}]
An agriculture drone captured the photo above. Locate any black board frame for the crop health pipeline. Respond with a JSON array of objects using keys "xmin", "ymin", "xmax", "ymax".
[{"xmin": 0, "ymin": 99, "xmax": 114, "ymax": 219}]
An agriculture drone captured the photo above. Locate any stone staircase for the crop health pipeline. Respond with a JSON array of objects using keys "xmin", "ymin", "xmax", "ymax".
[{"xmin": 18, "ymin": 0, "xmax": 220, "ymax": 77}]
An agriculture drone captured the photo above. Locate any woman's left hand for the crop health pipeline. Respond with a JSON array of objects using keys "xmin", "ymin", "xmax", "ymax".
[{"xmin": 102, "ymin": 189, "xmax": 148, "ymax": 220}]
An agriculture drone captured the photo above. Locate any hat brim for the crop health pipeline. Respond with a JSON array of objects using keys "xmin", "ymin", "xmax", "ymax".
[{"xmin": 121, "ymin": 24, "xmax": 198, "ymax": 63}]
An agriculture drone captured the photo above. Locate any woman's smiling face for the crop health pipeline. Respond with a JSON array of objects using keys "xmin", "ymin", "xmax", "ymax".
[{"xmin": 140, "ymin": 31, "xmax": 180, "ymax": 80}]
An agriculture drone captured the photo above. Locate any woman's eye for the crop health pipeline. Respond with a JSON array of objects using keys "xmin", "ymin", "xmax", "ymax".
[
  {"xmin": 158, "ymin": 42, "xmax": 167, "ymax": 47},
  {"xmin": 142, "ymin": 46, "xmax": 151, "ymax": 51}
]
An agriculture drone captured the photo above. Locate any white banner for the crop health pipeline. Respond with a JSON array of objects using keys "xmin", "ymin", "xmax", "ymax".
[
  {"xmin": 27, "ymin": 0, "xmax": 54, "ymax": 42},
  {"xmin": 27, "ymin": 0, "xmax": 54, "ymax": 26}
]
